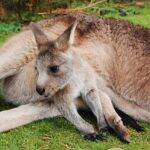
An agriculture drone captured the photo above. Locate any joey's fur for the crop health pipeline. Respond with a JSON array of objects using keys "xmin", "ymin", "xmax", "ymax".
[{"xmin": 0, "ymin": 13, "xmax": 149, "ymax": 142}]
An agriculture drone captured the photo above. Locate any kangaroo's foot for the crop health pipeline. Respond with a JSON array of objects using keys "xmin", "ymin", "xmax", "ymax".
[
  {"xmin": 84, "ymin": 132, "xmax": 105, "ymax": 141},
  {"xmin": 99, "ymin": 91, "xmax": 130, "ymax": 143}
]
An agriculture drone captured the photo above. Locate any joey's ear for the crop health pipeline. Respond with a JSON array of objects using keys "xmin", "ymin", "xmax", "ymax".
[
  {"xmin": 56, "ymin": 20, "xmax": 77, "ymax": 51},
  {"xmin": 30, "ymin": 23, "xmax": 49, "ymax": 48},
  {"xmin": 69, "ymin": 20, "xmax": 78, "ymax": 45}
]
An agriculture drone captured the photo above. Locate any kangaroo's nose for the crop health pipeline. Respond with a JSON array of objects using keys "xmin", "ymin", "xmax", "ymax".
[{"xmin": 36, "ymin": 86, "xmax": 45, "ymax": 95}]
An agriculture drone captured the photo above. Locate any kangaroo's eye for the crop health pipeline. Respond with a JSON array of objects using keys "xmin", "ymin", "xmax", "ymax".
[
  {"xmin": 34, "ymin": 66, "xmax": 37, "ymax": 70},
  {"xmin": 47, "ymin": 66, "xmax": 59, "ymax": 73}
]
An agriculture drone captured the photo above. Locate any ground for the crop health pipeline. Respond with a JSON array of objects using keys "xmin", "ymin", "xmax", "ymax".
[{"xmin": 0, "ymin": 3, "xmax": 150, "ymax": 150}]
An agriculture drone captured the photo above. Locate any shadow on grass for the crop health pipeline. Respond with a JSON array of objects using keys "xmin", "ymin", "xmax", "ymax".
[{"xmin": 0, "ymin": 98, "xmax": 16, "ymax": 111}]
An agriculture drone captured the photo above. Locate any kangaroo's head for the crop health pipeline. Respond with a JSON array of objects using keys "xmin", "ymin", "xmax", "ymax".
[{"xmin": 31, "ymin": 21, "xmax": 77, "ymax": 97}]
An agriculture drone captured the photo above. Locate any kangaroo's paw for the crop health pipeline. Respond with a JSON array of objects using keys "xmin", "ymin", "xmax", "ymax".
[
  {"xmin": 112, "ymin": 119, "xmax": 131, "ymax": 143},
  {"xmin": 83, "ymin": 132, "xmax": 104, "ymax": 141}
]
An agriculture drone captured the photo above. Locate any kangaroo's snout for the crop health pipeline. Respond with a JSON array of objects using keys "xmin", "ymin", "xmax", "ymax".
[{"xmin": 36, "ymin": 86, "xmax": 45, "ymax": 95}]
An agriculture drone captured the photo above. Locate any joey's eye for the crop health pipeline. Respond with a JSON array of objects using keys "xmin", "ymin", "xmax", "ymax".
[
  {"xmin": 47, "ymin": 66, "xmax": 59, "ymax": 73},
  {"xmin": 34, "ymin": 66, "xmax": 37, "ymax": 70}
]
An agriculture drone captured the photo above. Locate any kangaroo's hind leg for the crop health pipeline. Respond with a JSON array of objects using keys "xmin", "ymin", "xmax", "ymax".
[
  {"xmin": 99, "ymin": 90, "xmax": 130, "ymax": 143},
  {"xmin": 81, "ymin": 76, "xmax": 129, "ymax": 142},
  {"xmin": 0, "ymin": 101, "xmax": 61, "ymax": 132}
]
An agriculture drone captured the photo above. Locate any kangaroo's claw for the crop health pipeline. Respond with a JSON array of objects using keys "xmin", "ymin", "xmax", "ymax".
[
  {"xmin": 119, "ymin": 130, "xmax": 131, "ymax": 143},
  {"xmin": 83, "ymin": 132, "xmax": 104, "ymax": 141}
]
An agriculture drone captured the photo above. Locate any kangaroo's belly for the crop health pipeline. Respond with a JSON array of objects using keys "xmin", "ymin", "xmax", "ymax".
[
  {"xmin": 114, "ymin": 63, "xmax": 150, "ymax": 111},
  {"xmin": 112, "ymin": 46, "xmax": 150, "ymax": 111}
]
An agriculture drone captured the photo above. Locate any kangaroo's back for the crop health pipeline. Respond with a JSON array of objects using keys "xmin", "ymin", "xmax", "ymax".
[{"xmin": 106, "ymin": 19, "xmax": 150, "ymax": 110}]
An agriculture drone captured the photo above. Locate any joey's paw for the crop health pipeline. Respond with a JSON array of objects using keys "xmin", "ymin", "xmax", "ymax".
[
  {"xmin": 83, "ymin": 133, "xmax": 104, "ymax": 141},
  {"xmin": 119, "ymin": 131, "xmax": 131, "ymax": 144}
]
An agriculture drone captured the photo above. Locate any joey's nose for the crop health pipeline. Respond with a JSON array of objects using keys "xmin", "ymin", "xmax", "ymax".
[{"xmin": 36, "ymin": 86, "xmax": 45, "ymax": 95}]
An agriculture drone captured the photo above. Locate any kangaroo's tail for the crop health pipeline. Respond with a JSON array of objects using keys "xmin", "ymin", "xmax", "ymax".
[{"xmin": 106, "ymin": 88, "xmax": 150, "ymax": 122}]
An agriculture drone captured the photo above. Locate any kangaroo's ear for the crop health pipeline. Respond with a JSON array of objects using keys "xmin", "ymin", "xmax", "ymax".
[
  {"xmin": 30, "ymin": 23, "xmax": 49, "ymax": 48},
  {"xmin": 55, "ymin": 20, "xmax": 77, "ymax": 51},
  {"xmin": 68, "ymin": 20, "xmax": 78, "ymax": 45}
]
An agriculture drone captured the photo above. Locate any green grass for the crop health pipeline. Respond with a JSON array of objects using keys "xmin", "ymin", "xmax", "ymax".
[
  {"xmin": 0, "ymin": 3, "xmax": 150, "ymax": 150},
  {"xmin": 102, "ymin": 4, "xmax": 150, "ymax": 28},
  {"xmin": 85, "ymin": 1, "xmax": 150, "ymax": 28}
]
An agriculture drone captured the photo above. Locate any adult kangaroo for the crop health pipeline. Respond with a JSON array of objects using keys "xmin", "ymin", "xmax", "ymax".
[{"xmin": 0, "ymin": 13, "xmax": 149, "ymax": 142}]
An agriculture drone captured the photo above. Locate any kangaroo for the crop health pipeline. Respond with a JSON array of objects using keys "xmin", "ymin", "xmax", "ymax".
[{"xmin": 0, "ymin": 13, "xmax": 149, "ymax": 143}]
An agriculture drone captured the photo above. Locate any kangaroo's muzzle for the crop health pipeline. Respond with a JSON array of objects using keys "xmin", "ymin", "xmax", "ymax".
[{"xmin": 36, "ymin": 86, "xmax": 45, "ymax": 95}]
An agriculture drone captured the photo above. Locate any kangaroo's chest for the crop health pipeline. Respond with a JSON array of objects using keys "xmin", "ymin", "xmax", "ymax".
[{"xmin": 70, "ymin": 73, "xmax": 85, "ymax": 99}]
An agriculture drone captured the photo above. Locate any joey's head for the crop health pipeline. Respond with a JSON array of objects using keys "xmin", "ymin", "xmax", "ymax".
[{"xmin": 31, "ymin": 21, "xmax": 77, "ymax": 97}]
